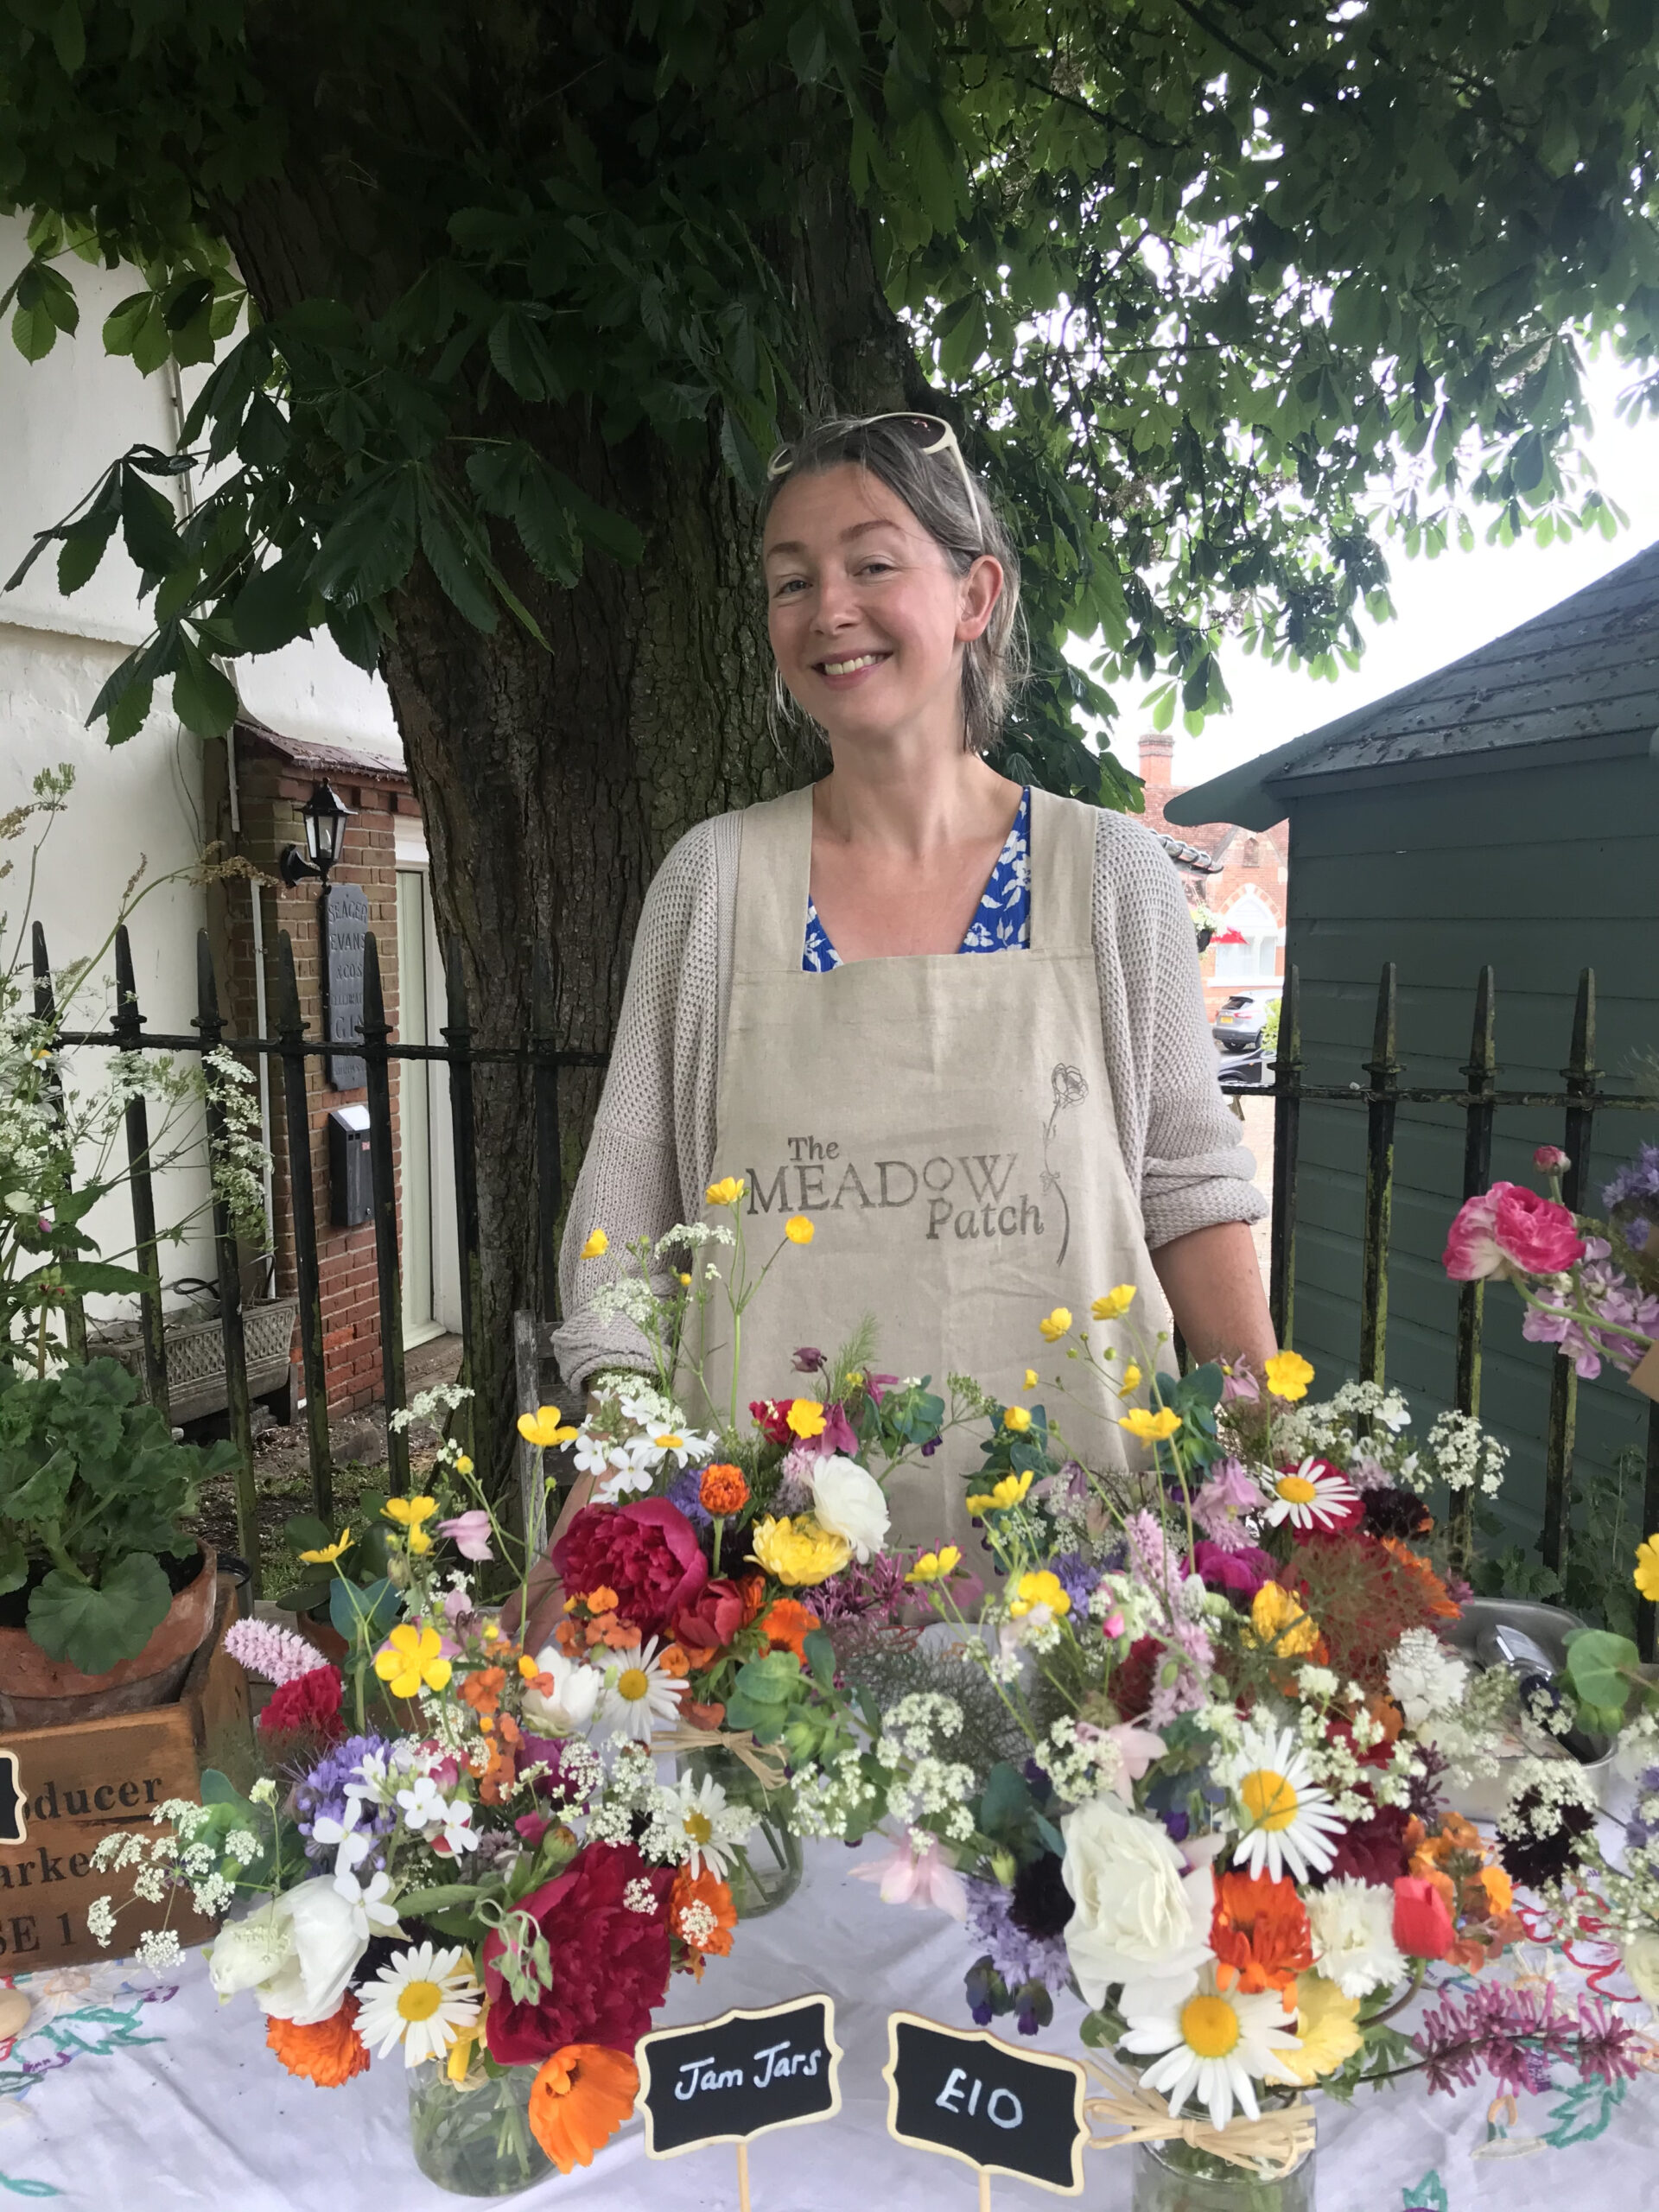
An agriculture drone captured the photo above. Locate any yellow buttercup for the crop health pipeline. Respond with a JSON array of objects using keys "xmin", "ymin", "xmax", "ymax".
[{"xmin": 518, "ymin": 1407, "xmax": 579, "ymax": 1449}]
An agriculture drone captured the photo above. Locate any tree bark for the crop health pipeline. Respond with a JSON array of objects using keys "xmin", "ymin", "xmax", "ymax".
[{"xmin": 218, "ymin": 91, "xmax": 915, "ymax": 1492}]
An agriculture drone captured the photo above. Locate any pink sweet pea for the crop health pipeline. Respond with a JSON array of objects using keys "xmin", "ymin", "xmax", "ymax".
[
  {"xmin": 1444, "ymin": 1181, "xmax": 1585, "ymax": 1281},
  {"xmin": 438, "ymin": 1509, "xmax": 495, "ymax": 1561},
  {"xmin": 850, "ymin": 1832, "xmax": 968, "ymax": 1920}
]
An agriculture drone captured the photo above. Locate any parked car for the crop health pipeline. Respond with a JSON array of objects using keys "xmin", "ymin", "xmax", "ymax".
[{"xmin": 1211, "ymin": 992, "xmax": 1276, "ymax": 1051}]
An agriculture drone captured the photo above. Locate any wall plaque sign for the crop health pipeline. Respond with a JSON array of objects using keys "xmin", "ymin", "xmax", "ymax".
[{"xmin": 322, "ymin": 880, "xmax": 368, "ymax": 1091}]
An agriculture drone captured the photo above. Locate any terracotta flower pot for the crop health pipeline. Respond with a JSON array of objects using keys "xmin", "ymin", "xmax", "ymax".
[{"xmin": 0, "ymin": 1545, "xmax": 219, "ymax": 1730}]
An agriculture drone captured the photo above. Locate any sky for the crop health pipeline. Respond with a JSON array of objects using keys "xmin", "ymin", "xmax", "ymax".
[{"xmin": 1091, "ymin": 349, "xmax": 1659, "ymax": 797}]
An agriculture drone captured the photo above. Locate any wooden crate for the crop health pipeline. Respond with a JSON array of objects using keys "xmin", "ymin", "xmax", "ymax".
[{"xmin": 0, "ymin": 1575, "xmax": 251, "ymax": 1968}]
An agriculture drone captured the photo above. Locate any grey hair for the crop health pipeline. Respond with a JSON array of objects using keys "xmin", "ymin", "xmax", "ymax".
[{"xmin": 760, "ymin": 415, "xmax": 1029, "ymax": 756}]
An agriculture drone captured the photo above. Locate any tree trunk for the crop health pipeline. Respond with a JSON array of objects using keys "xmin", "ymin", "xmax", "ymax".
[{"xmin": 221, "ymin": 127, "xmax": 913, "ymax": 1494}]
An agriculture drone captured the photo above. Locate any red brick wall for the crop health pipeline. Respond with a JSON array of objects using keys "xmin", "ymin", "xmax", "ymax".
[
  {"xmin": 210, "ymin": 736, "xmax": 414, "ymax": 1414},
  {"xmin": 1135, "ymin": 735, "xmax": 1290, "ymax": 1020}
]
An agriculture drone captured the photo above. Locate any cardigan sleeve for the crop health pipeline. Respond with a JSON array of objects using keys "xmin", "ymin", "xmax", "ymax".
[
  {"xmin": 1091, "ymin": 811, "xmax": 1268, "ymax": 1250},
  {"xmin": 549, "ymin": 817, "xmax": 729, "ymax": 1391}
]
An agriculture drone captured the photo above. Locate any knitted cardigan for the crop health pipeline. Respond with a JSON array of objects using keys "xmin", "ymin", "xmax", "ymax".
[{"xmin": 550, "ymin": 804, "xmax": 1265, "ymax": 1389}]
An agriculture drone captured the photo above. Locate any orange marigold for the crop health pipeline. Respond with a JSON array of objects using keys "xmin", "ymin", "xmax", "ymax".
[
  {"xmin": 671, "ymin": 1865, "xmax": 738, "ymax": 1961},
  {"xmin": 699, "ymin": 1463, "xmax": 750, "ymax": 1516},
  {"xmin": 760, "ymin": 1598, "xmax": 820, "ymax": 1662},
  {"xmin": 528, "ymin": 2044, "xmax": 640, "ymax": 2174},
  {"xmin": 1210, "ymin": 1871, "xmax": 1313, "ymax": 1999},
  {"xmin": 266, "ymin": 1994, "xmax": 371, "ymax": 2087}
]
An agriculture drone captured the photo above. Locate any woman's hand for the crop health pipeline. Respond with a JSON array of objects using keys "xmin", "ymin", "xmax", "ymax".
[{"xmin": 1151, "ymin": 1220, "xmax": 1277, "ymax": 1372}]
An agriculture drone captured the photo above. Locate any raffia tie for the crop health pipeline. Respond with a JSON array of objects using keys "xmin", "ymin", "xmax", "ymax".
[
  {"xmin": 652, "ymin": 1720, "xmax": 788, "ymax": 1790},
  {"xmin": 1080, "ymin": 2054, "xmax": 1315, "ymax": 2177}
]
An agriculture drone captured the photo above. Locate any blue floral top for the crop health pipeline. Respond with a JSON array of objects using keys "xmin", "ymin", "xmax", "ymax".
[{"xmin": 803, "ymin": 788, "xmax": 1031, "ymax": 971}]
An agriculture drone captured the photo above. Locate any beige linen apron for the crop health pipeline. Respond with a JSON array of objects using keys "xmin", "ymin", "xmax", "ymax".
[{"xmin": 685, "ymin": 785, "xmax": 1169, "ymax": 1560}]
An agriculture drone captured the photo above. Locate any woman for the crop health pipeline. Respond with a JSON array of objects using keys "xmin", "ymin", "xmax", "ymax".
[{"xmin": 550, "ymin": 414, "xmax": 1274, "ymax": 1555}]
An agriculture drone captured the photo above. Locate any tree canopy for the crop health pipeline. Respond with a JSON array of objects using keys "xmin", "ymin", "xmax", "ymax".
[{"xmin": 5, "ymin": 0, "xmax": 1659, "ymax": 800}]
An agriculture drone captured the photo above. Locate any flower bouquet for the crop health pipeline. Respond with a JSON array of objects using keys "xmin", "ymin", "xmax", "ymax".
[
  {"xmin": 767, "ymin": 1310, "xmax": 1642, "ymax": 2205},
  {"xmin": 80, "ymin": 1387, "xmax": 757, "ymax": 2197}
]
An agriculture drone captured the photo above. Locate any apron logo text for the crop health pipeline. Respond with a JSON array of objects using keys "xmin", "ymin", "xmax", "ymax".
[{"xmin": 748, "ymin": 1145, "xmax": 1045, "ymax": 1244}]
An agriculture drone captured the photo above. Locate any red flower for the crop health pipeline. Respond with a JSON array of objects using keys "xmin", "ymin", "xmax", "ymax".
[
  {"xmin": 748, "ymin": 1399, "xmax": 793, "ymax": 1446},
  {"xmin": 1327, "ymin": 1800, "xmax": 1412, "ymax": 1885},
  {"xmin": 552, "ymin": 1498, "xmax": 709, "ymax": 1638},
  {"xmin": 671, "ymin": 1577, "xmax": 753, "ymax": 1661},
  {"xmin": 257, "ymin": 1663, "xmax": 345, "ymax": 1742},
  {"xmin": 1109, "ymin": 1636, "xmax": 1162, "ymax": 1721},
  {"xmin": 1393, "ymin": 1874, "xmax": 1455, "ymax": 1961},
  {"xmin": 482, "ymin": 1842, "xmax": 672, "ymax": 2065}
]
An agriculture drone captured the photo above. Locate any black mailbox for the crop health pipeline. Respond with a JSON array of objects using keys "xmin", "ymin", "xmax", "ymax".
[{"xmin": 328, "ymin": 1104, "xmax": 373, "ymax": 1228}]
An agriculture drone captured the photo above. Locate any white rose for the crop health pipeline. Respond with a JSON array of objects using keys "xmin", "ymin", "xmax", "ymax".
[
  {"xmin": 1060, "ymin": 1796, "xmax": 1215, "ymax": 2009},
  {"xmin": 522, "ymin": 1646, "xmax": 602, "ymax": 1736},
  {"xmin": 257, "ymin": 1876, "xmax": 369, "ymax": 2024},
  {"xmin": 810, "ymin": 1456, "xmax": 890, "ymax": 1563},
  {"xmin": 1624, "ymin": 1931, "xmax": 1659, "ymax": 2005},
  {"xmin": 207, "ymin": 1902, "xmax": 294, "ymax": 1999}
]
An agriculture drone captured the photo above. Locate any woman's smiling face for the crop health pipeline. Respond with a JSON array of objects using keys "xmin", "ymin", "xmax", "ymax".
[{"xmin": 763, "ymin": 461, "xmax": 1001, "ymax": 751}]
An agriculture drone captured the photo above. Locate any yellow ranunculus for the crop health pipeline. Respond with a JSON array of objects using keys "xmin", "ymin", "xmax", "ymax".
[
  {"xmin": 1118, "ymin": 1406, "xmax": 1182, "ymax": 1442},
  {"xmin": 374, "ymin": 1623, "xmax": 453, "ymax": 1699},
  {"xmin": 298, "ymin": 1530, "xmax": 354, "ymax": 1565},
  {"xmin": 1635, "ymin": 1535, "xmax": 1659, "ymax": 1605},
  {"xmin": 1009, "ymin": 1570, "xmax": 1071, "ymax": 1619},
  {"xmin": 784, "ymin": 1215, "xmax": 815, "ymax": 1245},
  {"xmin": 785, "ymin": 1398, "xmax": 827, "ymax": 1440},
  {"xmin": 1248, "ymin": 1580, "xmax": 1320, "ymax": 1657},
  {"xmin": 705, "ymin": 1175, "xmax": 746, "ymax": 1208},
  {"xmin": 1264, "ymin": 1350, "xmax": 1315, "ymax": 1402},
  {"xmin": 518, "ymin": 1408, "xmax": 579, "ymax": 1448},
  {"xmin": 1278, "ymin": 1974, "xmax": 1363, "ymax": 2084},
  {"xmin": 966, "ymin": 1470, "xmax": 1034, "ymax": 1515},
  {"xmin": 1091, "ymin": 1286, "xmax": 1137, "ymax": 1321},
  {"xmin": 906, "ymin": 1546, "xmax": 963, "ymax": 1585},
  {"xmin": 1023, "ymin": 1369, "xmax": 1039, "ymax": 1390},
  {"xmin": 749, "ymin": 1514, "xmax": 852, "ymax": 1587},
  {"xmin": 1117, "ymin": 1363, "xmax": 1141, "ymax": 1396},
  {"xmin": 408, "ymin": 1529, "xmax": 434, "ymax": 1555},
  {"xmin": 454, "ymin": 1453, "xmax": 473, "ymax": 1475},
  {"xmin": 579, "ymin": 1228, "xmax": 608, "ymax": 1259},
  {"xmin": 1002, "ymin": 1404, "xmax": 1033, "ymax": 1433},
  {"xmin": 383, "ymin": 1494, "xmax": 439, "ymax": 1528},
  {"xmin": 1038, "ymin": 1306, "xmax": 1072, "ymax": 1343}
]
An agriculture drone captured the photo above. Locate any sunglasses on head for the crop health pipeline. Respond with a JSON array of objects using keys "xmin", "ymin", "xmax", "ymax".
[{"xmin": 766, "ymin": 411, "xmax": 982, "ymax": 533}]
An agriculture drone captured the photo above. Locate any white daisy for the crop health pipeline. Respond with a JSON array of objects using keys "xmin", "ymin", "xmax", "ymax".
[
  {"xmin": 599, "ymin": 1638, "xmax": 686, "ymax": 1743},
  {"xmin": 672, "ymin": 1771, "xmax": 739, "ymax": 1878},
  {"xmin": 1262, "ymin": 1457, "xmax": 1360, "ymax": 1533},
  {"xmin": 1219, "ymin": 1722, "xmax": 1346, "ymax": 1883},
  {"xmin": 1120, "ymin": 1961, "xmax": 1300, "ymax": 2132},
  {"xmin": 353, "ymin": 1942, "xmax": 481, "ymax": 2068}
]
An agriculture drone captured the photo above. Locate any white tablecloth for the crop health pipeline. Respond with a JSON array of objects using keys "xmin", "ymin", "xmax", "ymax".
[{"xmin": 4, "ymin": 1833, "xmax": 1656, "ymax": 2209}]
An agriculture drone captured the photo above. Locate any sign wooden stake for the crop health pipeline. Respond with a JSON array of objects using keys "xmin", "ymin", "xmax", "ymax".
[
  {"xmin": 636, "ymin": 1994, "xmax": 841, "ymax": 2206},
  {"xmin": 882, "ymin": 2011, "xmax": 1087, "ymax": 2200}
]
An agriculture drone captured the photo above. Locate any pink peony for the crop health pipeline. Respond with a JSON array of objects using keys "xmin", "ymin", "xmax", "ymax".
[
  {"xmin": 1534, "ymin": 1145, "xmax": 1571, "ymax": 1173},
  {"xmin": 1444, "ymin": 1181, "xmax": 1585, "ymax": 1281},
  {"xmin": 1193, "ymin": 1540, "xmax": 1274, "ymax": 1599},
  {"xmin": 552, "ymin": 1497, "xmax": 709, "ymax": 1637}
]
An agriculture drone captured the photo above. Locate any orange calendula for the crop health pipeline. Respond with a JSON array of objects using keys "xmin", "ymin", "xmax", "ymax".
[
  {"xmin": 265, "ymin": 1995, "xmax": 371, "ymax": 2087},
  {"xmin": 699, "ymin": 1463, "xmax": 750, "ymax": 1516},
  {"xmin": 529, "ymin": 2045, "xmax": 641, "ymax": 2174}
]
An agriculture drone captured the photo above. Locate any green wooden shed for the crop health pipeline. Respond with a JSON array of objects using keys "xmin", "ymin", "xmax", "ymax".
[{"xmin": 1166, "ymin": 540, "xmax": 1659, "ymax": 1589}]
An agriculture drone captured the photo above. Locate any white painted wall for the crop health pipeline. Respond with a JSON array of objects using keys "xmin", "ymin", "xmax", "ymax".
[{"xmin": 0, "ymin": 213, "xmax": 419, "ymax": 1337}]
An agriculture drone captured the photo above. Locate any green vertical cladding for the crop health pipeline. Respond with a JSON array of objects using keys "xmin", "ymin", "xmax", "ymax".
[{"xmin": 1281, "ymin": 752, "xmax": 1659, "ymax": 1570}]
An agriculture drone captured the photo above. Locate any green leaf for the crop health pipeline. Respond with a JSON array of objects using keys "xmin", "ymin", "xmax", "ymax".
[
  {"xmin": 120, "ymin": 467, "xmax": 181, "ymax": 573},
  {"xmin": 1565, "ymin": 1628, "xmax": 1642, "ymax": 1717},
  {"xmin": 170, "ymin": 639, "xmax": 238, "ymax": 738},
  {"xmin": 416, "ymin": 485, "xmax": 499, "ymax": 632},
  {"xmin": 802, "ymin": 1626, "xmax": 836, "ymax": 1689},
  {"xmin": 11, "ymin": 296, "xmax": 59, "ymax": 362},
  {"xmin": 330, "ymin": 1573, "xmax": 398, "ymax": 1646},
  {"xmin": 232, "ymin": 551, "xmax": 315, "ymax": 653},
  {"xmin": 26, "ymin": 1552, "xmax": 173, "ymax": 1675},
  {"xmin": 284, "ymin": 1513, "xmax": 336, "ymax": 1553},
  {"xmin": 51, "ymin": 2, "xmax": 86, "ymax": 74},
  {"xmin": 312, "ymin": 472, "xmax": 418, "ymax": 607},
  {"xmin": 734, "ymin": 1649, "xmax": 804, "ymax": 1701},
  {"xmin": 103, "ymin": 289, "xmax": 158, "ymax": 357},
  {"xmin": 105, "ymin": 675, "xmax": 155, "ymax": 744}
]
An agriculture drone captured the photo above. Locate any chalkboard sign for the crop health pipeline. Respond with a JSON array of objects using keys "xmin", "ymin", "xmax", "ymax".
[
  {"xmin": 0, "ymin": 1753, "xmax": 22, "ymax": 1846},
  {"xmin": 883, "ymin": 2011, "xmax": 1086, "ymax": 2196},
  {"xmin": 637, "ymin": 1995, "xmax": 842, "ymax": 2158},
  {"xmin": 322, "ymin": 880, "xmax": 368, "ymax": 1090}
]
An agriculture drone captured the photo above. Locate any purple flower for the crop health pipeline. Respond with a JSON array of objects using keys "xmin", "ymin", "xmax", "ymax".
[
  {"xmin": 1604, "ymin": 1144, "xmax": 1659, "ymax": 1208},
  {"xmin": 1408, "ymin": 1981, "xmax": 1630, "ymax": 2101},
  {"xmin": 963, "ymin": 1877, "xmax": 1071, "ymax": 1996},
  {"xmin": 1048, "ymin": 1550, "xmax": 1096, "ymax": 1614},
  {"xmin": 290, "ymin": 1733, "xmax": 397, "ymax": 1868},
  {"xmin": 664, "ymin": 1465, "xmax": 712, "ymax": 1530},
  {"xmin": 437, "ymin": 1509, "xmax": 494, "ymax": 1560},
  {"xmin": 1521, "ymin": 1255, "xmax": 1659, "ymax": 1379},
  {"xmin": 1193, "ymin": 1540, "xmax": 1272, "ymax": 1599},
  {"xmin": 1191, "ymin": 1457, "xmax": 1263, "ymax": 1552},
  {"xmin": 792, "ymin": 1346, "xmax": 825, "ymax": 1373}
]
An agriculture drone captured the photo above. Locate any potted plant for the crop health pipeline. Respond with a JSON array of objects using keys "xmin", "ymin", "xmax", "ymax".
[{"xmin": 0, "ymin": 1355, "xmax": 239, "ymax": 1725}]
